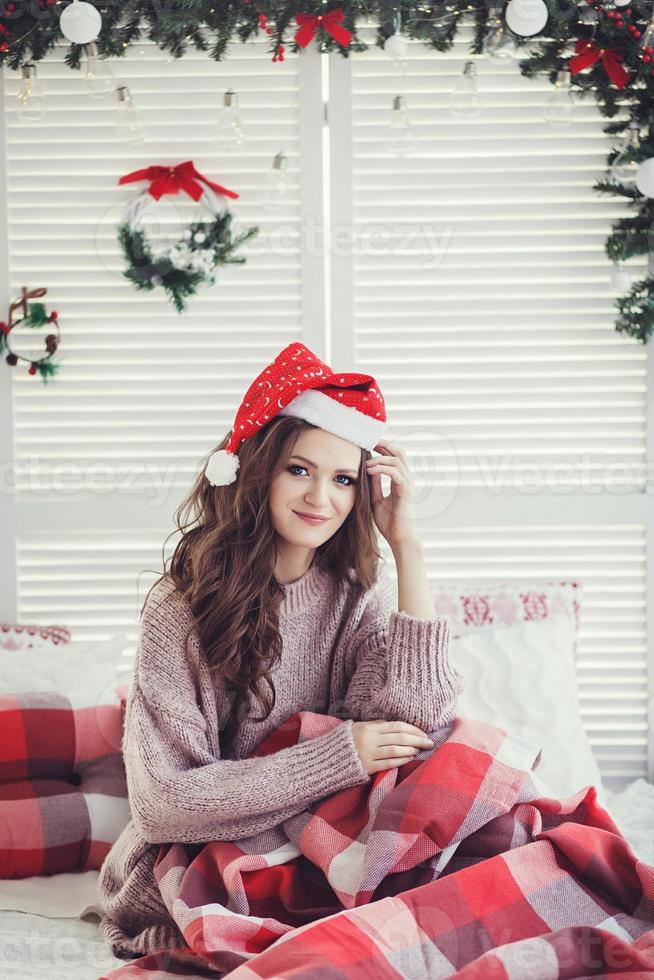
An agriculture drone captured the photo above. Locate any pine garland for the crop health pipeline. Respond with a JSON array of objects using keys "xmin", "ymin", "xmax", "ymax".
[{"xmin": 6, "ymin": 0, "xmax": 654, "ymax": 340}]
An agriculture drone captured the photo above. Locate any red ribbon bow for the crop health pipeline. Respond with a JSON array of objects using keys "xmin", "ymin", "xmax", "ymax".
[
  {"xmin": 568, "ymin": 39, "xmax": 630, "ymax": 90},
  {"xmin": 294, "ymin": 7, "xmax": 352, "ymax": 48},
  {"xmin": 118, "ymin": 160, "xmax": 239, "ymax": 202}
]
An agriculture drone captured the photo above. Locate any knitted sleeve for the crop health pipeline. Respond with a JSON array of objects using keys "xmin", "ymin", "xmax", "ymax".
[
  {"xmin": 335, "ymin": 566, "xmax": 464, "ymax": 732},
  {"xmin": 124, "ymin": 584, "xmax": 370, "ymax": 845}
]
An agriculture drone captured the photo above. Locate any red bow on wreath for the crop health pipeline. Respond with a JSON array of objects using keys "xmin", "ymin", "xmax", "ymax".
[
  {"xmin": 568, "ymin": 39, "xmax": 630, "ymax": 90},
  {"xmin": 118, "ymin": 160, "xmax": 239, "ymax": 202},
  {"xmin": 294, "ymin": 7, "xmax": 352, "ymax": 48}
]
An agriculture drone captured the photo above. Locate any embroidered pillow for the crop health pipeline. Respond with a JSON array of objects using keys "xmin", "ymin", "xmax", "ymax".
[
  {"xmin": 432, "ymin": 580, "xmax": 581, "ymax": 639},
  {"xmin": 0, "ymin": 623, "xmax": 71, "ymax": 651}
]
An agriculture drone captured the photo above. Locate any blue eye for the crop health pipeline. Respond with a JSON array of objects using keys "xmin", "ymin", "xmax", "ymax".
[{"xmin": 287, "ymin": 464, "xmax": 356, "ymax": 486}]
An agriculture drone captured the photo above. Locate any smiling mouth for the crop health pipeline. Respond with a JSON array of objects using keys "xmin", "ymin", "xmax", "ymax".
[{"xmin": 294, "ymin": 511, "xmax": 329, "ymax": 522}]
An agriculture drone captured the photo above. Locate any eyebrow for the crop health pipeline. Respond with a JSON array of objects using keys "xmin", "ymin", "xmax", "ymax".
[{"xmin": 290, "ymin": 454, "xmax": 360, "ymax": 476}]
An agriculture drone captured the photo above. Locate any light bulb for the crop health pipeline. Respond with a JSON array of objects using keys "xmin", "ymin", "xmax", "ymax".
[
  {"xmin": 610, "ymin": 122, "xmax": 641, "ymax": 184},
  {"xmin": 17, "ymin": 62, "xmax": 45, "ymax": 123},
  {"xmin": 639, "ymin": 13, "xmax": 654, "ymax": 50},
  {"xmin": 260, "ymin": 151, "xmax": 290, "ymax": 210},
  {"xmin": 83, "ymin": 41, "xmax": 117, "ymax": 98},
  {"xmin": 483, "ymin": 5, "xmax": 513, "ymax": 60},
  {"xmin": 217, "ymin": 89, "xmax": 245, "ymax": 152},
  {"xmin": 114, "ymin": 85, "xmax": 147, "ymax": 142},
  {"xmin": 543, "ymin": 69, "xmax": 575, "ymax": 127},
  {"xmin": 450, "ymin": 61, "xmax": 481, "ymax": 119},
  {"xmin": 384, "ymin": 95, "xmax": 416, "ymax": 156},
  {"xmin": 484, "ymin": 28, "xmax": 518, "ymax": 62}
]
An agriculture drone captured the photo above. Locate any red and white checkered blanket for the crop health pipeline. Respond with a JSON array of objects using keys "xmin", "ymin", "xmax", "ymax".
[{"xmin": 98, "ymin": 712, "xmax": 654, "ymax": 979}]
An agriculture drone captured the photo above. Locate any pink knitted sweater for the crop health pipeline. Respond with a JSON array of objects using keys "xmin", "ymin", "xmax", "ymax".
[{"xmin": 96, "ymin": 559, "xmax": 463, "ymax": 960}]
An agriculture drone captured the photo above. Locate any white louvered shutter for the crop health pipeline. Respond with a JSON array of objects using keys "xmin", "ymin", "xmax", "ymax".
[
  {"xmin": 1, "ymin": 37, "xmax": 326, "ymax": 669},
  {"xmin": 1, "ymin": 21, "xmax": 651, "ymax": 790},
  {"xmin": 328, "ymin": 19, "xmax": 652, "ymax": 790}
]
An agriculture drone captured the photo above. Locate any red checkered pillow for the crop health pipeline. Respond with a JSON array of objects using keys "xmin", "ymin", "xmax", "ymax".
[
  {"xmin": 432, "ymin": 580, "xmax": 581, "ymax": 638},
  {"xmin": 0, "ymin": 636, "xmax": 132, "ymax": 879},
  {"xmin": 0, "ymin": 623, "xmax": 71, "ymax": 650}
]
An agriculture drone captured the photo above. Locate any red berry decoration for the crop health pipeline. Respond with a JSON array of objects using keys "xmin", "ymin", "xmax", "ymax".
[
  {"xmin": 49, "ymin": 310, "xmax": 58, "ymax": 321},
  {"xmin": 28, "ymin": 363, "xmax": 37, "ymax": 375}
]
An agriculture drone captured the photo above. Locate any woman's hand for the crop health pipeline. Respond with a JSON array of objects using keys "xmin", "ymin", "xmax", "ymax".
[
  {"xmin": 351, "ymin": 720, "xmax": 435, "ymax": 775},
  {"xmin": 366, "ymin": 441, "xmax": 421, "ymax": 549}
]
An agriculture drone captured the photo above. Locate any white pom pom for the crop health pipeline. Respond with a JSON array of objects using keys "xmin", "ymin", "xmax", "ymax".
[{"xmin": 205, "ymin": 449, "xmax": 240, "ymax": 486}]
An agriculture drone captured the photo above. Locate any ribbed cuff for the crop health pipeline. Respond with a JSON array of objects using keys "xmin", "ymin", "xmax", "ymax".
[
  {"xmin": 381, "ymin": 612, "xmax": 464, "ymax": 730},
  {"xmin": 288, "ymin": 718, "xmax": 370, "ymax": 803}
]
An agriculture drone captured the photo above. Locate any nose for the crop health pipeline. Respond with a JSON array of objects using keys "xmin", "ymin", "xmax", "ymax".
[{"xmin": 305, "ymin": 479, "xmax": 331, "ymax": 507}]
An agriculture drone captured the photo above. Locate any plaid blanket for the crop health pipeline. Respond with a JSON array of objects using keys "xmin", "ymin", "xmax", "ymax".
[{"xmin": 98, "ymin": 712, "xmax": 654, "ymax": 979}]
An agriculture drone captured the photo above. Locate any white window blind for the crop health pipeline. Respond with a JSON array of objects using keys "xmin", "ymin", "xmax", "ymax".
[
  {"xmin": 1, "ymin": 37, "xmax": 326, "ymax": 654},
  {"xmin": 4, "ymin": 38, "xmax": 323, "ymax": 498},
  {"xmin": 1, "ymin": 22, "xmax": 651, "ymax": 793},
  {"xmin": 328, "ymin": 20, "xmax": 652, "ymax": 791}
]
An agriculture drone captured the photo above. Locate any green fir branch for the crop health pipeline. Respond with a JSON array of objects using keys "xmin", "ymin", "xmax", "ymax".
[{"xmin": 613, "ymin": 276, "xmax": 654, "ymax": 343}]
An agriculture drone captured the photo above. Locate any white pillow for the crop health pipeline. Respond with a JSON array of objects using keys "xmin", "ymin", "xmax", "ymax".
[
  {"xmin": 453, "ymin": 614, "xmax": 607, "ymax": 807},
  {"xmin": 0, "ymin": 633, "xmax": 127, "ymax": 702}
]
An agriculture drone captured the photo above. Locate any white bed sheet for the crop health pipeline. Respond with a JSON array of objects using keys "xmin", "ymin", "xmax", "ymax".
[
  {"xmin": 0, "ymin": 778, "xmax": 652, "ymax": 979},
  {"xmin": 0, "ymin": 909, "xmax": 123, "ymax": 979}
]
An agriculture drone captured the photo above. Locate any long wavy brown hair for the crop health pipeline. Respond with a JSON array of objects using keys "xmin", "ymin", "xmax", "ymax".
[{"xmin": 142, "ymin": 416, "xmax": 383, "ymax": 758}]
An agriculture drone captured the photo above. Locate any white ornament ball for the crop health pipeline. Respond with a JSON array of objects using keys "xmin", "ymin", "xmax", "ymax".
[
  {"xmin": 59, "ymin": 1, "xmax": 102, "ymax": 44},
  {"xmin": 193, "ymin": 231, "xmax": 207, "ymax": 243},
  {"xmin": 504, "ymin": 0, "xmax": 548, "ymax": 37},
  {"xmin": 635, "ymin": 158, "xmax": 654, "ymax": 197},
  {"xmin": 384, "ymin": 32, "xmax": 409, "ymax": 60},
  {"xmin": 613, "ymin": 0, "xmax": 630, "ymax": 6}
]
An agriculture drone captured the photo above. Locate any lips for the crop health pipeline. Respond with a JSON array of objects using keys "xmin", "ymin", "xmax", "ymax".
[{"xmin": 294, "ymin": 511, "xmax": 329, "ymax": 524}]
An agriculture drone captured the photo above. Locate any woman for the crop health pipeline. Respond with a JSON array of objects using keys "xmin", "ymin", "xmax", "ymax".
[{"xmin": 96, "ymin": 341, "xmax": 464, "ymax": 961}]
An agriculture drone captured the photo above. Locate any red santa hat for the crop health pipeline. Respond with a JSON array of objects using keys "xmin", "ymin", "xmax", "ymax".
[{"xmin": 205, "ymin": 341, "xmax": 388, "ymax": 487}]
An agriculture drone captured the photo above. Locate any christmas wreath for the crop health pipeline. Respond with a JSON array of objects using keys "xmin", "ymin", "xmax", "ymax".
[
  {"xmin": 116, "ymin": 160, "xmax": 260, "ymax": 313},
  {"xmin": 0, "ymin": 286, "xmax": 61, "ymax": 383}
]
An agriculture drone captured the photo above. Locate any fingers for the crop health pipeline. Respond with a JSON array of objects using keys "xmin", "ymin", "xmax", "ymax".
[
  {"xmin": 368, "ymin": 755, "xmax": 417, "ymax": 773},
  {"xmin": 372, "ymin": 744, "xmax": 423, "ymax": 761},
  {"xmin": 375, "ymin": 720, "xmax": 433, "ymax": 740}
]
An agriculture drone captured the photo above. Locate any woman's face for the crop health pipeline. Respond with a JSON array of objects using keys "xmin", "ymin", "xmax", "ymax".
[{"xmin": 269, "ymin": 427, "xmax": 362, "ymax": 550}]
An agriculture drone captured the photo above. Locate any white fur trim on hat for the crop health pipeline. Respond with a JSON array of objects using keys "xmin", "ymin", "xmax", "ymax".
[
  {"xmin": 205, "ymin": 449, "xmax": 240, "ymax": 487},
  {"xmin": 278, "ymin": 389, "xmax": 386, "ymax": 450}
]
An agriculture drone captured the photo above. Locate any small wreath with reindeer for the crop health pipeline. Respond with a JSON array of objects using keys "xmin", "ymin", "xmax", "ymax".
[{"xmin": 0, "ymin": 287, "xmax": 61, "ymax": 383}]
